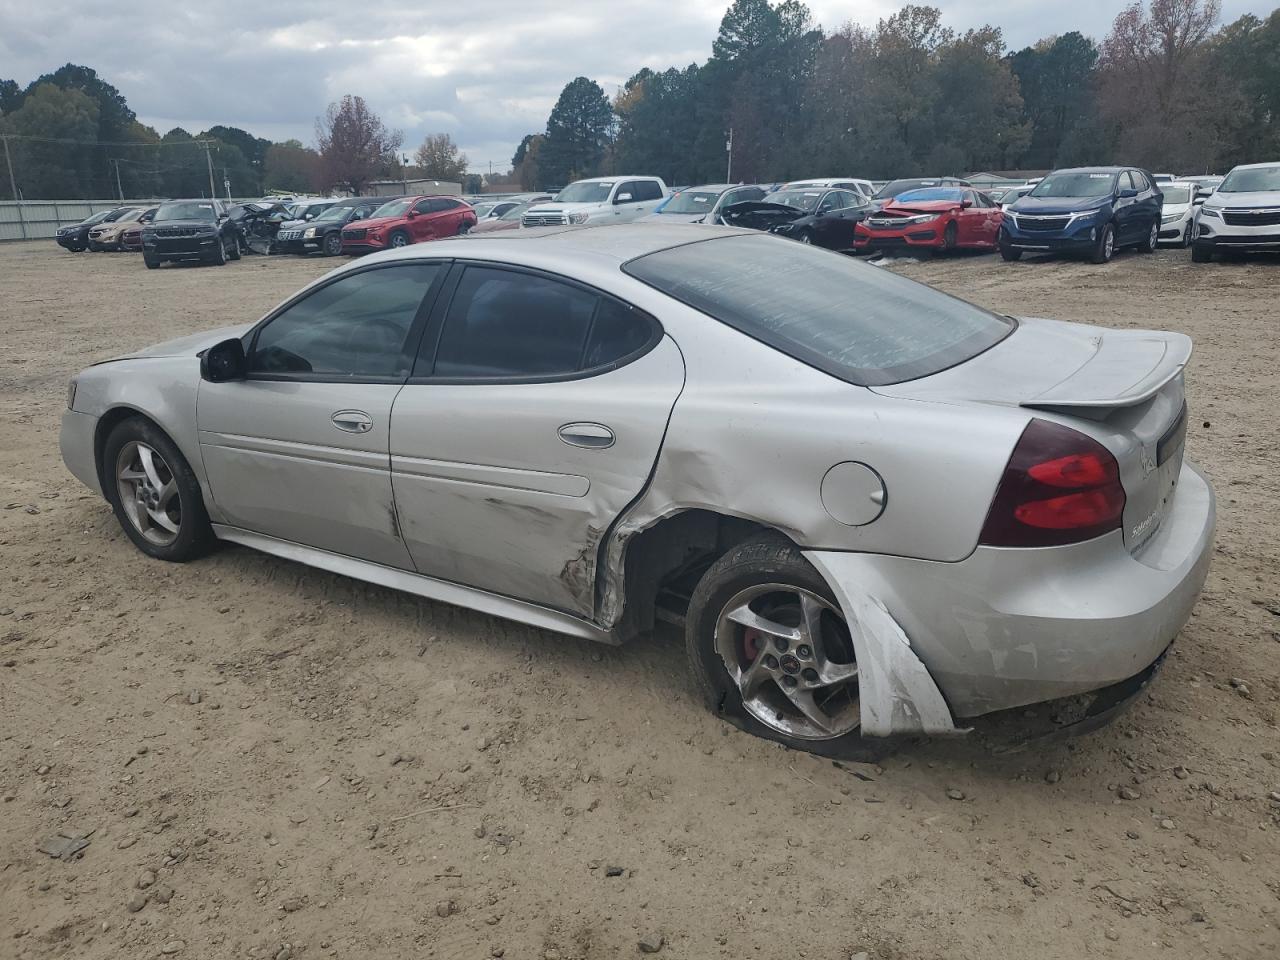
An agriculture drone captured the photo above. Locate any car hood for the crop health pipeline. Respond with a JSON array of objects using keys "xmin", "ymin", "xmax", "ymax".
[
  {"xmin": 346, "ymin": 215, "xmax": 401, "ymax": 231},
  {"xmin": 719, "ymin": 201, "xmax": 806, "ymax": 230},
  {"xmin": 1162, "ymin": 202, "xmax": 1192, "ymax": 214},
  {"xmin": 527, "ymin": 201, "xmax": 608, "ymax": 213},
  {"xmin": 1010, "ymin": 196, "xmax": 1111, "ymax": 214},
  {"xmin": 104, "ymin": 324, "xmax": 252, "ymax": 364},
  {"xmin": 880, "ymin": 200, "xmax": 957, "ymax": 215},
  {"xmin": 279, "ymin": 218, "xmax": 310, "ymax": 230},
  {"xmin": 641, "ymin": 212, "xmax": 705, "ymax": 223},
  {"xmin": 469, "ymin": 218, "xmax": 520, "ymax": 233},
  {"xmin": 1203, "ymin": 190, "xmax": 1280, "ymax": 210}
]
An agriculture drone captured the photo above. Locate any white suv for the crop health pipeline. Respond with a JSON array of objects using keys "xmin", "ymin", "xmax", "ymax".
[
  {"xmin": 522, "ymin": 176, "xmax": 668, "ymax": 227},
  {"xmin": 1192, "ymin": 161, "xmax": 1280, "ymax": 262}
]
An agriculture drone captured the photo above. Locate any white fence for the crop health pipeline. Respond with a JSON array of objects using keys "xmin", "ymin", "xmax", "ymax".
[{"xmin": 0, "ymin": 199, "xmax": 173, "ymax": 242}]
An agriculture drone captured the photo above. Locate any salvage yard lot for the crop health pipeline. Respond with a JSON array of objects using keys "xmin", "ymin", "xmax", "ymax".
[{"xmin": 1, "ymin": 240, "xmax": 1277, "ymax": 959}]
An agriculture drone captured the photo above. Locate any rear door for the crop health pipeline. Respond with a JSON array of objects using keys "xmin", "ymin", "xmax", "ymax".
[
  {"xmin": 198, "ymin": 261, "xmax": 447, "ymax": 568},
  {"xmin": 389, "ymin": 263, "xmax": 685, "ymax": 616}
]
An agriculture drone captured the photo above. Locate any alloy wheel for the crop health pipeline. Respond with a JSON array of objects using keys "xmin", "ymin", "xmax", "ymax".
[
  {"xmin": 115, "ymin": 441, "xmax": 181, "ymax": 547},
  {"xmin": 1104, "ymin": 228, "xmax": 1115, "ymax": 260},
  {"xmin": 714, "ymin": 583, "xmax": 860, "ymax": 740},
  {"xmin": 1148, "ymin": 222, "xmax": 1158, "ymax": 250}
]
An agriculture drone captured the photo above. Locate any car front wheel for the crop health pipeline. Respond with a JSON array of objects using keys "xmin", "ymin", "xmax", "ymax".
[
  {"xmin": 103, "ymin": 418, "xmax": 213, "ymax": 562},
  {"xmin": 389, "ymin": 230, "xmax": 411, "ymax": 248},
  {"xmin": 685, "ymin": 534, "xmax": 886, "ymax": 761},
  {"xmin": 1091, "ymin": 223, "xmax": 1116, "ymax": 264},
  {"xmin": 1139, "ymin": 219, "xmax": 1158, "ymax": 254},
  {"xmin": 323, "ymin": 232, "xmax": 343, "ymax": 256},
  {"xmin": 228, "ymin": 235, "xmax": 242, "ymax": 261}
]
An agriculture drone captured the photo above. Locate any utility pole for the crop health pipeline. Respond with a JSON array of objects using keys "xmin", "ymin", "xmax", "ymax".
[
  {"xmin": 222, "ymin": 166, "xmax": 231, "ymax": 202},
  {"xmin": 402, "ymin": 154, "xmax": 409, "ymax": 193},
  {"xmin": 726, "ymin": 127, "xmax": 733, "ymax": 183},
  {"xmin": 201, "ymin": 141, "xmax": 216, "ymax": 200},
  {"xmin": 2, "ymin": 135, "xmax": 26, "ymax": 239},
  {"xmin": 110, "ymin": 158, "xmax": 124, "ymax": 202}
]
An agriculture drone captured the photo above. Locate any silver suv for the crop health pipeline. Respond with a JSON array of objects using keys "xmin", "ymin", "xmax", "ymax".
[{"xmin": 1192, "ymin": 161, "xmax": 1280, "ymax": 262}]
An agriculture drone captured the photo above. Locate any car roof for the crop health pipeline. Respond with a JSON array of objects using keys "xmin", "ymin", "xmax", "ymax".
[
  {"xmin": 347, "ymin": 222, "xmax": 741, "ymax": 271},
  {"xmin": 1051, "ymin": 166, "xmax": 1130, "ymax": 174},
  {"xmin": 1228, "ymin": 161, "xmax": 1280, "ymax": 171}
]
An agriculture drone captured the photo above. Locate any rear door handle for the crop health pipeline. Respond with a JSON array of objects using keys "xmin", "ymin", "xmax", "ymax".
[
  {"xmin": 558, "ymin": 422, "xmax": 615, "ymax": 449},
  {"xmin": 331, "ymin": 410, "xmax": 373, "ymax": 433}
]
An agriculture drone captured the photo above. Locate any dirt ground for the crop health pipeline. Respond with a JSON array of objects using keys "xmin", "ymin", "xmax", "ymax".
[{"xmin": 1, "ymin": 239, "xmax": 1277, "ymax": 960}]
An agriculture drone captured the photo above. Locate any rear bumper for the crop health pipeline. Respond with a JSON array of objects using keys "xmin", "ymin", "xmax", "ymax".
[
  {"xmin": 806, "ymin": 459, "xmax": 1215, "ymax": 726},
  {"xmin": 60, "ymin": 409, "xmax": 102, "ymax": 498}
]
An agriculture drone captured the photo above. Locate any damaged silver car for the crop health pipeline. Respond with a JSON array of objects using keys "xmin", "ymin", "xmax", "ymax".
[{"xmin": 61, "ymin": 225, "xmax": 1215, "ymax": 758}]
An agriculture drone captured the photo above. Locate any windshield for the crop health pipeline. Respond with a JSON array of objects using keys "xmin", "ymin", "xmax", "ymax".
[
  {"xmin": 1218, "ymin": 166, "xmax": 1280, "ymax": 193},
  {"xmin": 154, "ymin": 201, "xmax": 218, "ymax": 222},
  {"xmin": 1031, "ymin": 172, "xmax": 1117, "ymax": 198},
  {"xmin": 625, "ymin": 234, "xmax": 1013, "ymax": 386},
  {"xmin": 762, "ymin": 190, "xmax": 822, "ymax": 212},
  {"xmin": 313, "ymin": 204, "xmax": 355, "ymax": 222},
  {"xmin": 896, "ymin": 188, "xmax": 965, "ymax": 203},
  {"xmin": 873, "ymin": 179, "xmax": 943, "ymax": 200},
  {"xmin": 662, "ymin": 190, "xmax": 721, "ymax": 214},
  {"xmin": 1162, "ymin": 187, "xmax": 1192, "ymax": 205},
  {"xmin": 555, "ymin": 181, "xmax": 614, "ymax": 203},
  {"xmin": 499, "ymin": 203, "xmax": 531, "ymax": 221},
  {"xmin": 370, "ymin": 198, "xmax": 412, "ymax": 219}
]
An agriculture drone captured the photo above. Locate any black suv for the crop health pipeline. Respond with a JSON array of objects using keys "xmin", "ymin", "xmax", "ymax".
[
  {"xmin": 55, "ymin": 207, "xmax": 132, "ymax": 253},
  {"xmin": 276, "ymin": 197, "xmax": 395, "ymax": 256},
  {"xmin": 142, "ymin": 199, "xmax": 241, "ymax": 268}
]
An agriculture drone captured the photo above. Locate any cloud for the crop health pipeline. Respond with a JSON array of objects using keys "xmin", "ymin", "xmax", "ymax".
[{"xmin": 1, "ymin": 0, "xmax": 1274, "ymax": 171}]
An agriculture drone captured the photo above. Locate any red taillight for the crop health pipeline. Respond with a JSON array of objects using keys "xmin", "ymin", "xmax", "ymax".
[{"xmin": 980, "ymin": 418, "xmax": 1126, "ymax": 547}]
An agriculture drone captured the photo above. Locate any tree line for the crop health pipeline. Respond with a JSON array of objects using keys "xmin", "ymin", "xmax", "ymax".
[
  {"xmin": 0, "ymin": 72, "xmax": 475, "ymax": 200},
  {"xmin": 514, "ymin": 0, "xmax": 1280, "ymax": 190}
]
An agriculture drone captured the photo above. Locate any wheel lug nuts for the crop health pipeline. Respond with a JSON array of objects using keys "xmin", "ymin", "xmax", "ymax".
[
  {"xmin": 797, "ymin": 645, "xmax": 812, "ymax": 659},
  {"xmin": 774, "ymin": 637, "xmax": 789, "ymax": 652},
  {"xmin": 801, "ymin": 668, "xmax": 819, "ymax": 683},
  {"xmin": 781, "ymin": 675, "xmax": 798, "ymax": 688},
  {"xmin": 764, "ymin": 655, "xmax": 779, "ymax": 669}
]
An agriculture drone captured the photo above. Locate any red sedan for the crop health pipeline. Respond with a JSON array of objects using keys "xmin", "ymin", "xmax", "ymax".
[
  {"xmin": 341, "ymin": 195, "xmax": 477, "ymax": 254},
  {"xmin": 854, "ymin": 187, "xmax": 1002, "ymax": 253}
]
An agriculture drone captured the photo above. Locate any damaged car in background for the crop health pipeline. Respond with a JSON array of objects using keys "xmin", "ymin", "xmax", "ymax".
[
  {"xmin": 721, "ymin": 187, "xmax": 872, "ymax": 250},
  {"xmin": 61, "ymin": 226, "xmax": 1214, "ymax": 758}
]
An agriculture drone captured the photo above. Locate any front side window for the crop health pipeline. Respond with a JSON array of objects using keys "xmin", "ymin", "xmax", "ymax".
[
  {"xmin": 249, "ymin": 263, "xmax": 442, "ymax": 379},
  {"xmin": 625, "ymin": 234, "xmax": 1013, "ymax": 386},
  {"xmin": 615, "ymin": 182, "xmax": 641, "ymax": 203},
  {"xmin": 428, "ymin": 267, "xmax": 657, "ymax": 379}
]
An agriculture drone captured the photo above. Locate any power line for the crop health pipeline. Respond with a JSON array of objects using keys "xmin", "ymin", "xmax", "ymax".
[{"xmin": 0, "ymin": 133, "xmax": 217, "ymax": 147}]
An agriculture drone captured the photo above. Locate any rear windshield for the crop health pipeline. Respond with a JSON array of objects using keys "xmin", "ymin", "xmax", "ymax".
[{"xmin": 624, "ymin": 235, "xmax": 1013, "ymax": 385}]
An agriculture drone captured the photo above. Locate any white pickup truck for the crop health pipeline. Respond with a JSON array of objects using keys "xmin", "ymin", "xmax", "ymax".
[{"xmin": 522, "ymin": 176, "xmax": 669, "ymax": 227}]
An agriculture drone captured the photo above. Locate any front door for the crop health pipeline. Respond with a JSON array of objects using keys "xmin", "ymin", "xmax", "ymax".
[
  {"xmin": 389, "ymin": 263, "xmax": 685, "ymax": 617},
  {"xmin": 198, "ymin": 261, "xmax": 447, "ymax": 569}
]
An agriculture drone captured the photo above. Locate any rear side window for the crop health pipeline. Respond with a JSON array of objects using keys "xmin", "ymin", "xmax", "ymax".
[
  {"xmin": 634, "ymin": 180, "xmax": 663, "ymax": 201},
  {"xmin": 249, "ymin": 263, "xmax": 442, "ymax": 379},
  {"xmin": 427, "ymin": 267, "xmax": 659, "ymax": 380},
  {"xmin": 624, "ymin": 235, "xmax": 1014, "ymax": 386}
]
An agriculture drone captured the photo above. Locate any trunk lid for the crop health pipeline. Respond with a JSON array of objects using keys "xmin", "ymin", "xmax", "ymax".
[{"xmin": 873, "ymin": 317, "xmax": 1191, "ymax": 554}]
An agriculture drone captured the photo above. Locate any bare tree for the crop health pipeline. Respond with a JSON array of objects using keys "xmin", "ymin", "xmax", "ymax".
[
  {"xmin": 412, "ymin": 133, "xmax": 469, "ymax": 183},
  {"xmin": 315, "ymin": 95, "xmax": 402, "ymax": 195}
]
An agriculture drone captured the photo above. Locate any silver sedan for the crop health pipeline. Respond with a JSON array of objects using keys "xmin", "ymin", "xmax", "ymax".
[{"xmin": 61, "ymin": 225, "xmax": 1215, "ymax": 758}]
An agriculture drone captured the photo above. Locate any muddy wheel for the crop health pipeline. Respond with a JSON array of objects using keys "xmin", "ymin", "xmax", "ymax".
[
  {"xmin": 103, "ymin": 418, "xmax": 213, "ymax": 562},
  {"xmin": 685, "ymin": 534, "xmax": 890, "ymax": 761}
]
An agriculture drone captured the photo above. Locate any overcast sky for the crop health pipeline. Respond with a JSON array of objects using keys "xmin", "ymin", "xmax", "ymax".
[{"xmin": 1, "ymin": 0, "xmax": 1273, "ymax": 171}]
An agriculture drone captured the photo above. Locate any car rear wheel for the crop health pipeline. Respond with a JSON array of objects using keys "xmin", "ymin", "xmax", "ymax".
[
  {"xmin": 103, "ymin": 418, "xmax": 213, "ymax": 562},
  {"xmin": 323, "ymin": 232, "xmax": 343, "ymax": 256},
  {"xmin": 389, "ymin": 230, "xmax": 411, "ymax": 248},
  {"xmin": 1139, "ymin": 219, "xmax": 1158, "ymax": 254},
  {"xmin": 209, "ymin": 238, "xmax": 228, "ymax": 266},
  {"xmin": 1091, "ymin": 223, "xmax": 1116, "ymax": 264},
  {"xmin": 685, "ymin": 534, "xmax": 888, "ymax": 761},
  {"xmin": 456, "ymin": 221, "xmax": 471, "ymax": 235}
]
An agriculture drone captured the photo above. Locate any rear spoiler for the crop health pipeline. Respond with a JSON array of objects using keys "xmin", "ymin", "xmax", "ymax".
[{"xmin": 1021, "ymin": 331, "xmax": 1192, "ymax": 412}]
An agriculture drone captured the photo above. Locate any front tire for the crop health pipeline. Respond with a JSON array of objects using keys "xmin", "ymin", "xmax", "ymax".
[
  {"xmin": 388, "ymin": 230, "xmax": 411, "ymax": 248},
  {"xmin": 685, "ymin": 534, "xmax": 886, "ymax": 761},
  {"xmin": 1091, "ymin": 223, "xmax": 1116, "ymax": 264},
  {"xmin": 999, "ymin": 235, "xmax": 1022, "ymax": 261},
  {"xmin": 228, "ymin": 235, "xmax": 242, "ymax": 260},
  {"xmin": 144, "ymin": 254, "xmax": 160, "ymax": 269},
  {"xmin": 322, "ymin": 232, "xmax": 343, "ymax": 256},
  {"xmin": 102, "ymin": 418, "xmax": 213, "ymax": 562}
]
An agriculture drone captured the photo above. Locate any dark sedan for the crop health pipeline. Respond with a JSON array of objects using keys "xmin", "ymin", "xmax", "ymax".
[{"xmin": 721, "ymin": 188, "xmax": 870, "ymax": 250}]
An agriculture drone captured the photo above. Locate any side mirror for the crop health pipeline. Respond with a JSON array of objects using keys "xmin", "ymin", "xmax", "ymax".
[
  {"xmin": 200, "ymin": 338, "xmax": 246, "ymax": 383},
  {"xmin": 1119, "ymin": 188, "xmax": 1139, "ymax": 199},
  {"xmin": 407, "ymin": 209, "xmax": 418, "ymax": 218},
  {"xmin": 614, "ymin": 192, "xmax": 633, "ymax": 204},
  {"xmin": 960, "ymin": 198, "xmax": 973, "ymax": 208},
  {"xmin": 1193, "ymin": 197, "xmax": 1205, "ymax": 205}
]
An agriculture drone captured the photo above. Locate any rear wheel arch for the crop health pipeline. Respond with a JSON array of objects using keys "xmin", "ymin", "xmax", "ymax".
[{"xmin": 609, "ymin": 508, "xmax": 801, "ymax": 642}]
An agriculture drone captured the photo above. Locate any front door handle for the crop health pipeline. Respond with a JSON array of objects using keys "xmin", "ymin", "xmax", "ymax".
[
  {"xmin": 558, "ymin": 422, "xmax": 615, "ymax": 449},
  {"xmin": 331, "ymin": 410, "xmax": 373, "ymax": 433}
]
